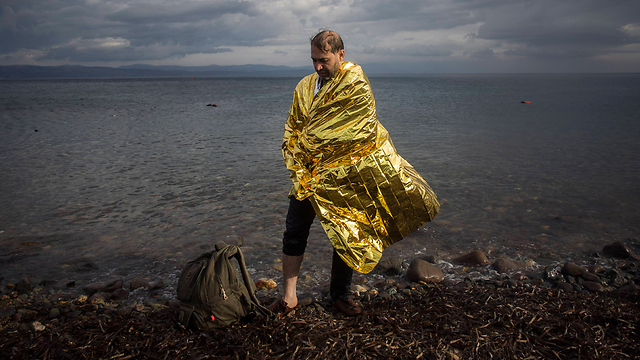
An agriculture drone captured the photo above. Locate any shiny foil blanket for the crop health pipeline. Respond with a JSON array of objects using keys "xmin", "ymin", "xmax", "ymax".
[{"xmin": 282, "ymin": 61, "xmax": 439, "ymax": 273}]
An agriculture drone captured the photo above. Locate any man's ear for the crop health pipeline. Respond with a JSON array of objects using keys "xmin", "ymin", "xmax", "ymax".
[{"xmin": 338, "ymin": 49, "xmax": 345, "ymax": 61}]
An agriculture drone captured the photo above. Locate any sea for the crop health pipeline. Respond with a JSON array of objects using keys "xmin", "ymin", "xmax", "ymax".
[{"xmin": 1, "ymin": 73, "xmax": 639, "ymax": 299}]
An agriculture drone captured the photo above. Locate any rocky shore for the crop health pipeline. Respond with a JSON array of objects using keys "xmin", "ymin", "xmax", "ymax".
[{"xmin": 1, "ymin": 240, "xmax": 639, "ymax": 359}]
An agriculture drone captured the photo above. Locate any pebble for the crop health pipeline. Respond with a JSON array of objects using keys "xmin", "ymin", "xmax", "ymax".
[
  {"xmin": 557, "ymin": 282, "xmax": 574, "ymax": 293},
  {"xmin": 352, "ymin": 284, "xmax": 368, "ymax": 294},
  {"xmin": 111, "ymin": 288, "xmax": 130, "ymax": 300},
  {"xmin": 49, "ymin": 308, "xmax": 60, "ymax": 319},
  {"xmin": 562, "ymin": 262, "xmax": 587, "ymax": 277},
  {"xmin": 88, "ymin": 293, "xmax": 106, "ymax": 305},
  {"xmin": 298, "ymin": 297, "xmax": 314, "ymax": 306},
  {"xmin": 150, "ymin": 280, "xmax": 165, "ymax": 291},
  {"xmin": 582, "ymin": 281, "xmax": 604, "ymax": 292},
  {"xmin": 32, "ymin": 321, "xmax": 46, "ymax": 331},
  {"xmin": 83, "ymin": 278, "xmax": 124, "ymax": 295},
  {"xmin": 581, "ymin": 272, "xmax": 601, "ymax": 283},
  {"xmin": 406, "ymin": 259, "xmax": 444, "ymax": 283},
  {"xmin": 255, "ymin": 278, "xmax": 277, "ymax": 290},
  {"xmin": 618, "ymin": 284, "xmax": 640, "ymax": 293},
  {"xmin": 130, "ymin": 278, "xmax": 151, "ymax": 291},
  {"xmin": 544, "ymin": 266, "xmax": 561, "ymax": 280},
  {"xmin": 377, "ymin": 258, "xmax": 404, "ymax": 275},
  {"xmin": 0, "ymin": 305, "xmax": 17, "ymax": 318},
  {"xmin": 504, "ymin": 279, "xmax": 519, "ymax": 288},
  {"xmin": 492, "ymin": 259, "xmax": 534, "ymax": 273},
  {"xmin": 602, "ymin": 241, "xmax": 637, "ymax": 259},
  {"xmin": 453, "ymin": 250, "xmax": 489, "ymax": 266},
  {"xmin": 149, "ymin": 303, "xmax": 164, "ymax": 311},
  {"xmin": 15, "ymin": 278, "xmax": 33, "ymax": 294},
  {"xmin": 588, "ymin": 264, "xmax": 605, "ymax": 274}
]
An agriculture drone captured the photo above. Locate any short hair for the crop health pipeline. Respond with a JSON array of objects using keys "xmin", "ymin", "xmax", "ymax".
[{"xmin": 310, "ymin": 30, "xmax": 344, "ymax": 54}]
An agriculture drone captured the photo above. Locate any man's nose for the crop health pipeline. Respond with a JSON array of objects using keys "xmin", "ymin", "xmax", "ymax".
[{"xmin": 314, "ymin": 63, "xmax": 323, "ymax": 71}]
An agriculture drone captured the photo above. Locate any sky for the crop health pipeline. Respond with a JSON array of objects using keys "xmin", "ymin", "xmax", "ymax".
[{"xmin": 1, "ymin": 0, "xmax": 639, "ymax": 73}]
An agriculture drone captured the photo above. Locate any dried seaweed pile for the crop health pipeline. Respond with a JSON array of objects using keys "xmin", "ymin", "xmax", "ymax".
[{"xmin": 2, "ymin": 284, "xmax": 639, "ymax": 359}]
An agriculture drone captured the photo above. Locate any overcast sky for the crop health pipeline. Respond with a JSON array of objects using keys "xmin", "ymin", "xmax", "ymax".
[{"xmin": 1, "ymin": 0, "xmax": 639, "ymax": 73}]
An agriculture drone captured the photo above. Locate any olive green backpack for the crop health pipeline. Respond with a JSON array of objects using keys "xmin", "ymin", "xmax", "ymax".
[{"xmin": 176, "ymin": 239, "xmax": 272, "ymax": 330}]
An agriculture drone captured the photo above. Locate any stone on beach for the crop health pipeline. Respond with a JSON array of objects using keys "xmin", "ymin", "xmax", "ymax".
[
  {"xmin": 111, "ymin": 288, "xmax": 130, "ymax": 300},
  {"xmin": 0, "ymin": 305, "xmax": 17, "ymax": 318},
  {"xmin": 602, "ymin": 241, "xmax": 639, "ymax": 260},
  {"xmin": 581, "ymin": 272, "xmax": 601, "ymax": 283},
  {"xmin": 491, "ymin": 258, "xmax": 534, "ymax": 273},
  {"xmin": 406, "ymin": 259, "xmax": 444, "ymax": 284},
  {"xmin": 562, "ymin": 262, "xmax": 588, "ymax": 277},
  {"xmin": 581, "ymin": 281, "xmax": 605, "ymax": 292},
  {"xmin": 83, "ymin": 278, "xmax": 124, "ymax": 295},
  {"xmin": 453, "ymin": 250, "xmax": 489, "ymax": 266},
  {"xmin": 377, "ymin": 258, "xmax": 405, "ymax": 275},
  {"xmin": 130, "ymin": 278, "xmax": 151, "ymax": 291},
  {"xmin": 255, "ymin": 278, "xmax": 277, "ymax": 290},
  {"xmin": 15, "ymin": 278, "xmax": 33, "ymax": 294},
  {"xmin": 557, "ymin": 282, "xmax": 574, "ymax": 293}
]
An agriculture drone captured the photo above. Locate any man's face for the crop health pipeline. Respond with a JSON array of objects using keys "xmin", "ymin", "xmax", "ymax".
[{"xmin": 311, "ymin": 45, "xmax": 345, "ymax": 81}]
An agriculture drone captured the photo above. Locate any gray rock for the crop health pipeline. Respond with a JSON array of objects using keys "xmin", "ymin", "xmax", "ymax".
[
  {"xmin": 88, "ymin": 293, "xmax": 106, "ymax": 305},
  {"xmin": 561, "ymin": 262, "xmax": 587, "ymax": 277},
  {"xmin": 15, "ymin": 278, "xmax": 33, "ymax": 294},
  {"xmin": 83, "ymin": 278, "xmax": 124, "ymax": 295},
  {"xmin": 378, "ymin": 258, "xmax": 404, "ymax": 275},
  {"xmin": 298, "ymin": 297, "xmax": 314, "ymax": 307},
  {"xmin": 581, "ymin": 272, "xmax": 601, "ymax": 283},
  {"xmin": 32, "ymin": 321, "xmax": 45, "ymax": 331},
  {"xmin": 544, "ymin": 266, "xmax": 561, "ymax": 281},
  {"xmin": 0, "ymin": 306, "xmax": 16, "ymax": 318},
  {"xmin": 406, "ymin": 259, "xmax": 444, "ymax": 283},
  {"xmin": 617, "ymin": 284, "xmax": 640, "ymax": 293},
  {"xmin": 557, "ymin": 282, "xmax": 574, "ymax": 293},
  {"xmin": 149, "ymin": 280, "xmax": 165, "ymax": 291},
  {"xmin": 582, "ymin": 281, "xmax": 604, "ymax": 292},
  {"xmin": 588, "ymin": 264, "xmax": 606, "ymax": 274},
  {"xmin": 603, "ymin": 241, "xmax": 638, "ymax": 259},
  {"xmin": 422, "ymin": 254, "xmax": 441, "ymax": 263},
  {"xmin": 130, "ymin": 278, "xmax": 151, "ymax": 291},
  {"xmin": 453, "ymin": 250, "xmax": 489, "ymax": 266},
  {"xmin": 530, "ymin": 278, "xmax": 545, "ymax": 286},
  {"xmin": 492, "ymin": 259, "xmax": 532, "ymax": 273},
  {"xmin": 49, "ymin": 308, "xmax": 60, "ymax": 319},
  {"xmin": 111, "ymin": 288, "xmax": 129, "ymax": 300},
  {"xmin": 504, "ymin": 279, "xmax": 519, "ymax": 288},
  {"xmin": 606, "ymin": 269, "xmax": 629, "ymax": 288}
]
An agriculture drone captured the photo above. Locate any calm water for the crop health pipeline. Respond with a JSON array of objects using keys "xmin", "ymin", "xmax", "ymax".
[{"xmin": 1, "ymin": 74, "xmax": 639, "ymax": 297}]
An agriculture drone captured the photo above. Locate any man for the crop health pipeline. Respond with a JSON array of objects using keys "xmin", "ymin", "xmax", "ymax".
[{"xmin": 272, "ymin": 30, "xmax": 439, "ymax": 317}]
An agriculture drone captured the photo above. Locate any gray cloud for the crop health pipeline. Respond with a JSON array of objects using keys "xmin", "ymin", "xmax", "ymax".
[
  {"xmin": 0, "ymin": 0, "xmax": 274, "ymax": 63},
  {"xmin": 473, "ymin": 0, "xmax": 640, "ymax": 58},
  {"xmin": 364, "ymin": 44, "xmax": 455, "ymax": 57},
  {"xmin": 0, "ymin": 0, "xmax": 638, "ymax": 71}
]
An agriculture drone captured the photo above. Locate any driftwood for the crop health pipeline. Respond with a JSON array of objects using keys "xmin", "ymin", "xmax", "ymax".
[{"xmin": 1, "ymin": 283, "xmax": 639, "ymax": 359}]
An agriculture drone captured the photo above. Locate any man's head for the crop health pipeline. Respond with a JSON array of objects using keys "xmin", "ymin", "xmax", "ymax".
[{"xmin": 310, "ymin": 30, "xmax": 345, "ymax": 81}]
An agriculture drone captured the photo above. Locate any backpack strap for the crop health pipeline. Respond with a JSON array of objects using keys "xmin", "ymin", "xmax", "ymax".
[
  {"xmin": 215, "ymin": 241, "xmax": 228, "ymax": 252},
  {"xmin": 227, "ymin": 246, "xmax": 273, "ymax": 318}
]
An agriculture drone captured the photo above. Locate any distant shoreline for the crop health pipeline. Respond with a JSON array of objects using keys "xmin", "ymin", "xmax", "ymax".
[{"xmin": 2, "ymin": 64, "xmax": 638, "ymax": 80}]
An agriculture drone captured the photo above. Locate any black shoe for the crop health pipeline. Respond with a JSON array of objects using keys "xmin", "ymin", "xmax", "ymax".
[{"xmin": 333, "ymin": 297, "xmax": 362, "ymax": 317}]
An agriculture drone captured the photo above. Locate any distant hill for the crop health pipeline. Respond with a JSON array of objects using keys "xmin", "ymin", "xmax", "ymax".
[{"xmin": 0, "ymin": 64, "xmax": 311, "ymax": 79}]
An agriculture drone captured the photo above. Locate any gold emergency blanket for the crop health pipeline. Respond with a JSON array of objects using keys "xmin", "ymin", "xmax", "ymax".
[{"xmin": 283, "ymin": 61, "xmax": 439, "ymax": 273}]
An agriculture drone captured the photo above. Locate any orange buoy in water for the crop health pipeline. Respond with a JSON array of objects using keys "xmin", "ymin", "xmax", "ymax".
[{"xmin": 521, "ymin": 101, "xmax": 531, "ymax": 104}]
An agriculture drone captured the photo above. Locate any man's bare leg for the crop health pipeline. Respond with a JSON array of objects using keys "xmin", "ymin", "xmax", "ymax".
[{"xmin": 282, "ymin": 253, "xmax": 304, "ymax": 308}]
